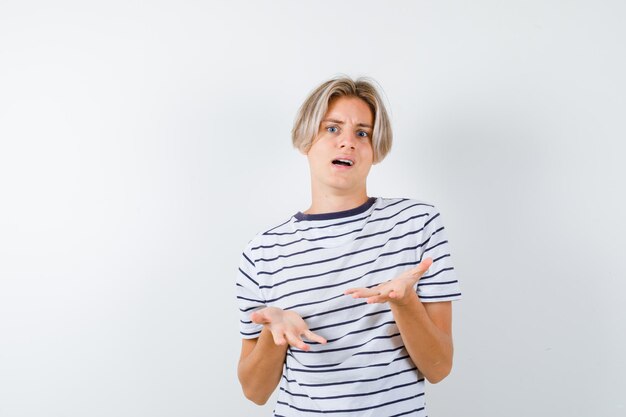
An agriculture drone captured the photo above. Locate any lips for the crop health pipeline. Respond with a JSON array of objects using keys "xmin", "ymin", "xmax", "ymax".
[{"xmin": 331, "ymin": 157, "xmax": 355, "ymax": 167}]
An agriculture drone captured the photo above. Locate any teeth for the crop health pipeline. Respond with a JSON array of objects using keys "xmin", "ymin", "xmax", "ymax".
[{"xmin": 337, "ymin": 159, "xmax": 353, "ymax": 166}]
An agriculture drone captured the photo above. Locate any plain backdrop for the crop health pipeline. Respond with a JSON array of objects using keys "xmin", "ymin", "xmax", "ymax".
[{"xmin": 1, "ymin": 1, "xmax": 625, "ymax": 416}]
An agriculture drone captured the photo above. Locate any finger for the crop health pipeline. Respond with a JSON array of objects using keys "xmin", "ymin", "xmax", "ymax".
[
  {"xmin": 344, "ymin": 287, "xmax": 374, "ymax": 296},
  {"xmin": 271, "ymin": 331, "xmax": 287, "ymax": 346},
  {"xmin": 413, "ymin": 257, "xmax": 433, "ymax": 275},
  {"xmin": 403, "ymin": 257, "xmax": 434, "ymax": 282},
  {"xmin": 366, "ymin": 295, "xmax": 388, "ymax": 304},
  {"xmin": 377, "ymin": 285, "xmax": 393, "ymax": 297},
  {"xmin": 250, "ymin": 311, "xmax": 268, "ymax": 324},
  {"xmin": 285, "ymin": 332, "xmax": 309, "ymax": 351},
  {"xmin": 303, "ymin": 330, "xmax": 327, "ymax": 345},
  {"xmin": 346, "ymin": 287, "xmax": 381, "ymax": 299}
]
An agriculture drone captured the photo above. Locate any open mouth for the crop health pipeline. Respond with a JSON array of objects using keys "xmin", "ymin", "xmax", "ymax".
[{"xmin": 332, "ymin": 159, "xmax": 354, "ymax": 166}]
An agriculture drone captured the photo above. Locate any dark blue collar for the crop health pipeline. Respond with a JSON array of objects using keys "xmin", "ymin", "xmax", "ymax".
[{"xmin": 294, "ymin": 197, "xmax": 377, "ymax": 221}]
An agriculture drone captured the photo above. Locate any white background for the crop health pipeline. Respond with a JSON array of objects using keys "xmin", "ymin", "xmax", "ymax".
[{"xmin": 1, "ymin": 1, "xmax": 625, "ymax": 416}]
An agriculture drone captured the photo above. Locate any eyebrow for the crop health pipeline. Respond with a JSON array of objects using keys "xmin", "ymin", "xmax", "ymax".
[{"xmin": 322, "ymin": 118, "xmax": 373, "ymax": 129}]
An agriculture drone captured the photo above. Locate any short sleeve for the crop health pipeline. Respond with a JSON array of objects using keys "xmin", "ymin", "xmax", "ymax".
[
  {"xmin": 235, "ymin": 242, "xmax": 266, "ymax": 339},
  {"xmin": 416, "ymin": 207, "xmax": 462, "ymax": 302}
]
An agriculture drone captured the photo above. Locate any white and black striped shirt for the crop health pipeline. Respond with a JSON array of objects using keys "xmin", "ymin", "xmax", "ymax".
[{"xmin": 236, "ymin": 197, "xmax": 462, "ymax": 416}]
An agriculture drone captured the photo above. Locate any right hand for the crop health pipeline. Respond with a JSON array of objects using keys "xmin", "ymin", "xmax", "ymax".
[{"xmin": 250, "ymin": 307, "xmax": 327, "ymax": 351}]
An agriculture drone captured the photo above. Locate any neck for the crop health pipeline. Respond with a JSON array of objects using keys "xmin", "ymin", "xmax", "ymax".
[{"xmin": 304, "ymin": 184, "xmax": 369, "ymax": 215}]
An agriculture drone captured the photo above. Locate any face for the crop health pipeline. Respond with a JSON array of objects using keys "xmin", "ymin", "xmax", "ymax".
[{"xmin": 305, "ymin": 96, "xmax": 374, "ymax": 195}]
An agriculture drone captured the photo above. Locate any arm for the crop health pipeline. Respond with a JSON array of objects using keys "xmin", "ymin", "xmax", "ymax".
[
  {"xmin": 237, "ymin": 307, "xmax": 327, "ymax": 405},
  {"xmin": 345, "ymin": 258, "xmax": 454, "ymax": 383},
  {"xmin": 390, "ymin": 297, "xmax": 453, "ymax": 383},
  {"xmin": 237, "ymin": 328, "xmax": 288, "ymax": 405}
]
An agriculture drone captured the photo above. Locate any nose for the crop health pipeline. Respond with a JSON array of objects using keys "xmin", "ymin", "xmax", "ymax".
[{"xmin": 338, "ymin": 129, "xmax": 357, "ymax": 149}]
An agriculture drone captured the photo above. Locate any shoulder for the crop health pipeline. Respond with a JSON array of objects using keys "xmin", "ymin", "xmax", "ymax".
[
  {"xmin": 241, "ymin": 214, "xmax": 298, "ymax": 253},
  {"xmin": 371, "ymin": 197, "xmax": 448, "ymax": 234},
  {"xmin": 374, "ymin": 196, "xmax": 439, "ymax": 215}
]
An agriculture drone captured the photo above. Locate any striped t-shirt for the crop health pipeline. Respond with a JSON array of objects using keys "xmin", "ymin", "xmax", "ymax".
[{"xmin": 236, "ymin": 197, "xmax": 462, "ymax": 417}]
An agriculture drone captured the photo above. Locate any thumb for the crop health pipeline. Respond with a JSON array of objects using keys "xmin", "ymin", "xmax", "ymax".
[
  {"xmin": 250, "ymin": 310, "xmax": 269, "ymax": 324},
  {"xmin": 417, "ymin": 257, "xmax": 433, "ymax": 272},
  {"xmin": 406, "ymin": 257, "xmax": 433, "ymax": 280}
]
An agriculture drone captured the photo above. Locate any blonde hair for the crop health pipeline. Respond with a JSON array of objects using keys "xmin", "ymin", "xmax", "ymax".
[{"xmin": 291, "ymin": 76, "xmax": 392, "ymax": 163}]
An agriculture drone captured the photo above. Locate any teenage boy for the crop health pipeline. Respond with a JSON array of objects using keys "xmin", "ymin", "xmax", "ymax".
[{"xmin": 236, "ymin": 77, "xmax": 461, "ymax": 417}]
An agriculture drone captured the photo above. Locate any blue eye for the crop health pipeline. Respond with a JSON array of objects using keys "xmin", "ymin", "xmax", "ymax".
[
  {"xmin": 357, "ymin": 131, "xmax": 369, "ymax": 138},
  {"xmin": 327, "ymin": 126, "xmax": 338, "ymax": 133}
]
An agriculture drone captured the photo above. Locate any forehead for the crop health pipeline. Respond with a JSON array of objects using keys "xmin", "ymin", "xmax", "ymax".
[{"xmin": 325, "ymin": 96, "xmax": 373, "ymax": 123}]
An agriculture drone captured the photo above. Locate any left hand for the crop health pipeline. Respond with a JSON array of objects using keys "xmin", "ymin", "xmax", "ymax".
[{"xmin": 344, "ymin": 257, "xmax": 433, "ymax": 306}]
